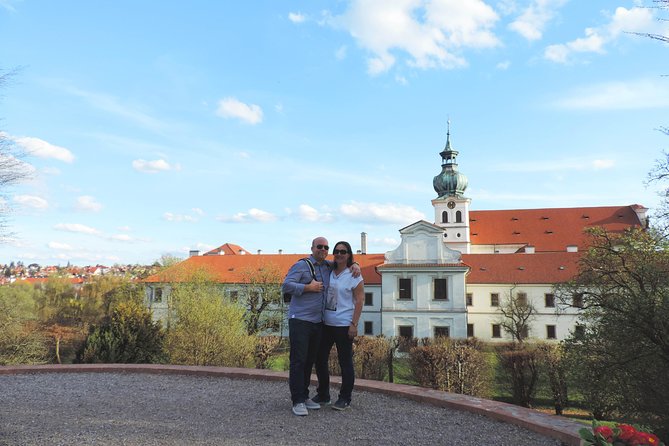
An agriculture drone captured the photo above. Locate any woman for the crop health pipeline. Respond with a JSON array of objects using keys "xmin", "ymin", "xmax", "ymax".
[{"xmin": 313, "ymin": 240, "xmax": 364, "ymax": 410}]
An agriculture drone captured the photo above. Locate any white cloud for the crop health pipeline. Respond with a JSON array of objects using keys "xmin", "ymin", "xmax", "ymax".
[
  {"xmin": 132, "ymin": 159, "xmax": 174, "ymax": 173},
  {"xmin": 216, "ymin": 97, "xmax": 263, "ymax": 124},
  {"xmin": 109, "ymin": 234, "xmax": 133, "ymax": 242},
  {"xmin": 0, "ymin": 0, "xmax": 19, "ymax": 13},
  {"xmin": 297, "ymin": 204, "xmax": 335, "ymax": 223},
  {"xmin": 48, "ymin": 241, "xmax": 73, "ymax": 250},
  {"xmin": 54, "ymin": 223, "xmax": 101, "ymax": 235},
  {"xmin": 64, "ymin": 86, "xmax": 166, "ymax": 132},
  {"xmin": 41, "ymin": 166, "xmax": 61, "ymax": 176},
  {"xmin": 509, "ymin": 0, "xmax": 567, "ymax": 41},
  {"xmin": 9, "ymin": 134, "xmax": 75, "ymax": 163},
  {"xmin": 339, "ymin": 201, "xmax": 424, "ymax": 224},
  {"xmin": 288, "ymin": 12, "xmax": 306, "ymax": 23},
  {"xmin": 218, "ymin": 208, "xmax": 278, "ymax": 223},
  {"xmin": 75, "ymin": 195, "xmax": 102, "ymax": 212},
  {"xmin": 13, "ymin": 194, "xmax": 48, "ymax": 209},
  {"xmin": 544, "ymin": 6, "xmax": 657, "ymax": 63},
  {"xmin": 163, "ymin": 212, "xmax": 197, "ymax": 222},
  {"xmin": 496, "ymin": 60, "xmax": 511, "ymax": 70},
  {"xmin": 552, "ymin": 79, "xmax": 669, "ymax": 110},
  {"xmin": 329, "ymin": 0, "xmax": 499, "ymax": 75},
  {"xmin": 592, "ymin": 159, "xmax": 615, "ymax": 170},
  {"xmin": 335, "ymin": 45, "xmax": 348, "ymax": 60}
]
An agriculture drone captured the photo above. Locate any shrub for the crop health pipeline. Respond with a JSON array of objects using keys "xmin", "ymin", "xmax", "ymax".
[
  {"xmin": 79, "ymin": 301, "xmax": 165, "ymax": 364},
  {"xmin": 536, "ymin": 343, "xmax": 569, "ymax": 415},
  {"xmin": 496, "ymin": 342, "xmax": 540, "ymax": 407},
  {"xmin": 409, "ymin": 337, "xmax": 490, "ymax": 398}
]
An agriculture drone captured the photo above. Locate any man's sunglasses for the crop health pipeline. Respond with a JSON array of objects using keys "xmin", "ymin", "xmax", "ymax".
[
  {"xmin": 315, "ymin": 244, "xmax": 329, "ymax": 250},
  {"xmin": 333, "ymin": 249, "xmax": 349, "ymax": 255}
]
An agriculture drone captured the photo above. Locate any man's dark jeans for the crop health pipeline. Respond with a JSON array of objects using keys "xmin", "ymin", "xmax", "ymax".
[
  {"xmin": 315, "ymin": 325, "xmax": 354, "ymax": 402},
  {"xmin": 288, "ymin": 318, "xmax": 323, "ymax": 405}
]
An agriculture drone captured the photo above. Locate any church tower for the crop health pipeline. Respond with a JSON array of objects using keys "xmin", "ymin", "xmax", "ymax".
[{"xmin": 432, "ymin": 121, "xmax": 471, "ymax": 254}]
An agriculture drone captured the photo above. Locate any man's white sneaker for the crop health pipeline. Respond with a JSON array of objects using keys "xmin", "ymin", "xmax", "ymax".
[
  {"xmin": 305, "ymin": 398, "xmax": 321, "ymax": 410},
  {"xmin": 292, "ymin": 403, "xmax": 308, "ymax": 416}
]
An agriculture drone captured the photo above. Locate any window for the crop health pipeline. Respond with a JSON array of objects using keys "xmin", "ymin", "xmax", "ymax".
[
  {"xmin": 574, "ymin": 325, "xmax": 585, "ymax": 339},
  {"xmin": 546, "ymin": 325, "xmax": 557, "ymax": 339},
  {"xmin": 399, "ymin": 278, "xmax": 412, "ymax": 300},
  {"xmin": 442, "ymin": 211, "xmax": 448, "ymax": 223},
  {"xmin": 545, "ymin": 293, "xmax": 555, "ymax": 308},
  {"xmin": 492, "ymin": 324, "xmax": 501, "ymax": 338},
  {"xmin": 398, "ymin": 325, "xmax": 414, "ymax": 339},
  {"xmin": 398, "ymin": 325, "xmax": 414, "ymax": 352},
  {"xmin": 467, "ymin": 323, "xmax": 474, "ymax": 338},
  {"xmin": 572, "ymin": 293, "xmax": 584, "ymax": 308},
  {"xmin": 153, "ymin": 287, "xmax": 163, "ymax": 303},
  {"xmin": 516, "ymin": 292, "xmax": 527, "ymax": 306},
  {"xmin": 466, "ymin": 293, "xmax": 473, "ymax": 306},
  {"xmin": 364, "ymin": 321, "xmax": 373, "ymax": 335},
  {"xmin": 434, "ymin": 326, "xmax": 450, "ymax": 338},
  {"xmin": 364, "ymin": 292, "xmax": 373, "ymax": 306},
  {"xmin": 456, "ymin": 210, "xmax": 462, "ymax": 223},
  {"xmin": 520, "ymin": 325, "xmax": 529, "ymax": 340},
  {"xmin": 434, "ymin": 278, "xmax": 448, "ymax": 300},
  {"xmin": 229, "ymin": 290, "xmax": 239, "ymax": 302},
  {"xmin": 490, "ymin": 293, "xmax": 499, "ymax": 307}
]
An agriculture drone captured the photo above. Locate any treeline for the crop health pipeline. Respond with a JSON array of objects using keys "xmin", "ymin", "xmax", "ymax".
[{"xmin": 0, "ymin": 273, "xmax": 281, "ymax": 368}]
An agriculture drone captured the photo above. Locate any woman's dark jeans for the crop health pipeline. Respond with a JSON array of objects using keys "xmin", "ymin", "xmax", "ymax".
[
  {"xmin": 315, "ymin": 325, "xmax": 354, "ymax": 402},
  {"xmin": 288, "ymin": 318, "xmax": 322, "ymax": 405}
]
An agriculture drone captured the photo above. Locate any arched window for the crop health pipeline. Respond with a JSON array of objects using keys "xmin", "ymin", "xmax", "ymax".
[
  {"xmin": 442, "ymin": 211, "xmax": 448, "ymax": 223},
  {"xmin": 456, "ymin": 211, "xmax": 462, "ymax": 223}
]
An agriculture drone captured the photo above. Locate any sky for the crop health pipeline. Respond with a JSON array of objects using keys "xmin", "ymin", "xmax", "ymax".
[{"xmin": 0, "ymin": 0, "xmax": 668, "ymax": 267}]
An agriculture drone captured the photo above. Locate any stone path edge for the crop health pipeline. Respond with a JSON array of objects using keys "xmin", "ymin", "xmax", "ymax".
[{"xmin": 0, "ymin": 364, "xmax": 582, "ymax": 445}]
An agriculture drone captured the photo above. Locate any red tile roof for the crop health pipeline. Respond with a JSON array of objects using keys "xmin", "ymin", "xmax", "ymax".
[
  {"xmin": 203, "ymin": 243, "xmax": 250, "ymax": 256},
  {"xmin": 462, "ymin": 252, "xmax": 580, "ymax": 284},
  {"xmin": 144, "ymin": 254, "xmax": 385, "ymax": 285},
  {"xmin": 469, "ymin": 205, "xmax": 643, "ymax": 252},
  {"xmin": 144, "ymin": 205, "xmax": 642, "ymax": 286}
]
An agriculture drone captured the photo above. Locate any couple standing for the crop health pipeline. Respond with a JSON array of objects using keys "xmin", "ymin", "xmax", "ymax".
[{"xmin": 281, "ymin": 236, "xmax": 364, "ymax": 416}]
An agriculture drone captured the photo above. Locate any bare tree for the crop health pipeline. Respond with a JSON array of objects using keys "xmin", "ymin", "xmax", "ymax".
[
  {"xmin": 0, "ymin": 68, "xmax": 32, "ymax": 241},
  {"xmin": 648, "ymin": 149, "xmax": 669, "ymax": 236},
  {"xmin": 497, "ymin": 287, "xmax": 537, "ymax": 343},
  {"xmin": 238, "ymin": 263, "xmax": 284, "ymax": 336}
]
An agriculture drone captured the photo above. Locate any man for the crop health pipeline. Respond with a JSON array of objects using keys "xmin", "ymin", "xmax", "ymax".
[{"xmin": 281, "ymin": 236, "xmax": 360, "ymax": 416}]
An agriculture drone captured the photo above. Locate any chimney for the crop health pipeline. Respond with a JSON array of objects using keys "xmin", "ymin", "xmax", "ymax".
[
  {"xmin": 189, "ymin": 250, "xmax": 199, "ymax": 257},
  {"xmin": 361, "ymin": 232, "xmax": 367, "ymax": 255},
  {"xmin": 257, "ymin": 249, "xmax": 262, "ymax": 255},
  {"xmin": 278, "ymin": 249, "xmax": 283, "ymax": 255}
]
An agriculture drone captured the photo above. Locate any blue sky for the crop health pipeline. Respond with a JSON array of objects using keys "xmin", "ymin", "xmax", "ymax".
[{"xmin": 1, "ymin": 0, "xmax": 668, "ymax": 266}]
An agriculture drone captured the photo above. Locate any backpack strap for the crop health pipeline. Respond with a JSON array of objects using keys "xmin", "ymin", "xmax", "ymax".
[{"xmin": 301, "ymin": 258, "xmax": 316, "ymax": 281}]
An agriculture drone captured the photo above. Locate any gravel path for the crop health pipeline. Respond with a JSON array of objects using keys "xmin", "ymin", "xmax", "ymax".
[{"xmin": 0, "ymin": 372, "xmax": 563, "ymax": 446}]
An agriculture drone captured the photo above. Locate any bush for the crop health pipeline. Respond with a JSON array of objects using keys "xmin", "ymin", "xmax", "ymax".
[
  {"xmin": 254, "ymin": 336, "xmax": 280, "ymax": 369},
  {"xmin": 326, "ymin": 335, "xmax": 391, "ymax": 381},
  {"xmin": 496, "ymin": 342, "xmax": 540, "ymax": 407},
  {"xmin": 165, "ymin": 279, "xmax": 256, "ymax": 367},
  {"xmin": 536, "ymin": 343, "xmax": 569, "ymax": 415},
  {"xmin": 409, "ymin": 337, "xmax": 490, "ymax": 398},
  {"xmin": 79, "ymin": 301, "xmax": 165, "ymax": 364}
]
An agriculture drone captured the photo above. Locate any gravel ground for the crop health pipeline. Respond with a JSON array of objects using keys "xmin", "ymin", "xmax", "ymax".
[{"xmin": 0, "ymin": 372, "xmax": 563, "ymax": 446}]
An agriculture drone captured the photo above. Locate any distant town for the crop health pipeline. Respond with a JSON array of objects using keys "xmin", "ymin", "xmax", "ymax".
[{"xmin": 0, "ymin": 262, "xmax": 164, "ymax": 285}]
